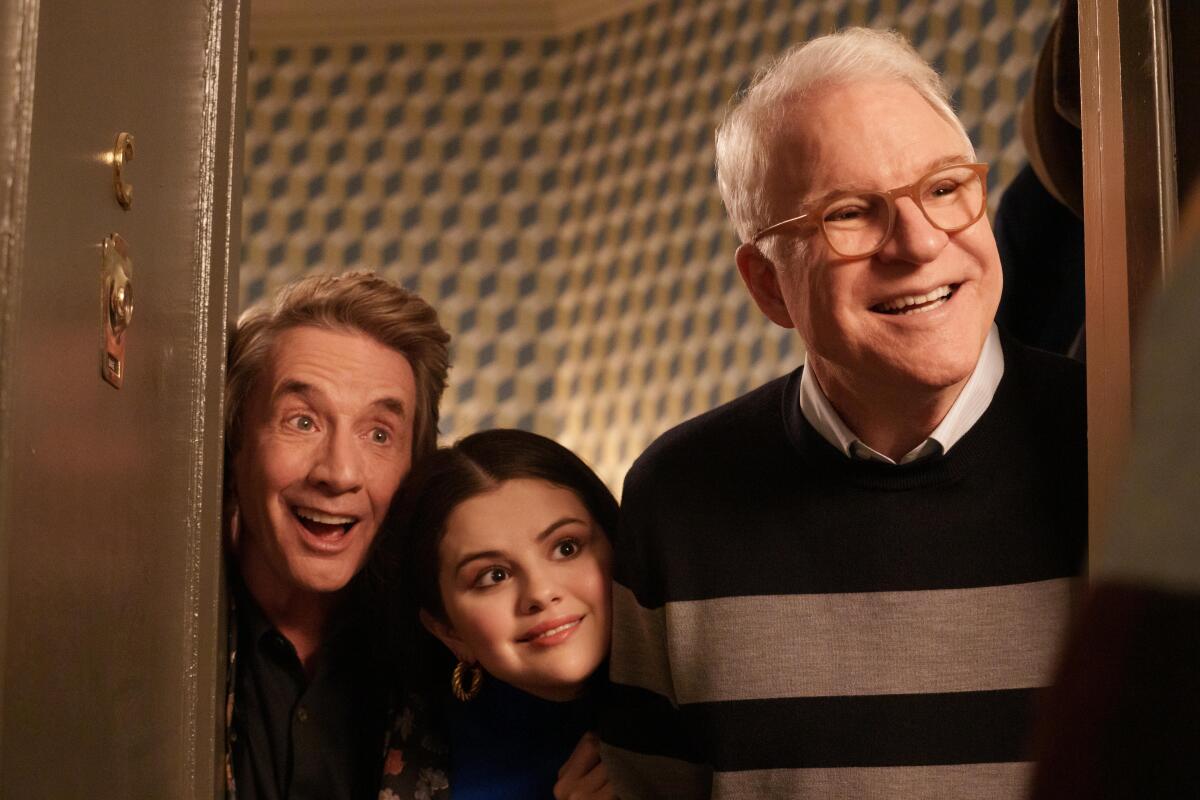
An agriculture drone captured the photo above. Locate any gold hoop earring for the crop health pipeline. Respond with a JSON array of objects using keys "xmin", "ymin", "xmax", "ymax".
[{"xmin": 451, "ymin": 660, "xmax": 482, "ymax": 702}]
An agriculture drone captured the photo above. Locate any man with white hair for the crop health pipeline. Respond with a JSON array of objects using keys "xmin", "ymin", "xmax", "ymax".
[{"xmin": 601, "ymin": 28, "xmax": 1086, "ymax": 799}]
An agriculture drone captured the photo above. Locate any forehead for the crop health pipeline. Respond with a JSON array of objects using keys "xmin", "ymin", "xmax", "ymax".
[
  {"xmin": 443, "ymin": 479, "xmax": 590, "ymax": 551},
  {"xmin": 256, "ymin": 324, "xmax": 416, "ymax": 407},
  {"xmin": 770, "ymin": 79, "xmax": 969, "ymax": 201}
]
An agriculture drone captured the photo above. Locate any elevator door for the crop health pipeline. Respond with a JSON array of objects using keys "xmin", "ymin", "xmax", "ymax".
[{"xmin": 0, "ymin": 0, "xmax": 244, "ymax": 796}]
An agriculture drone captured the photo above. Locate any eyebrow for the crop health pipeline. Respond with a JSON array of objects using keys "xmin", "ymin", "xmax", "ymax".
[
  {"xmin": 453, "ymin": 516, "xmax": 589, "ymax": 574},
  {"xmin": 275, "ymin": 379, "xmax": 317, "ymax": 404},
  {"xmin": 373, "ymin": 397, "xmax": 408, "ymax": 418},
  {"xmin": 273, "ymin": 380, "xmax": 407, "ymax": 418},
  {"xmin": 801, "ymin": 153, "xmax": 975, "ymax": 211}
]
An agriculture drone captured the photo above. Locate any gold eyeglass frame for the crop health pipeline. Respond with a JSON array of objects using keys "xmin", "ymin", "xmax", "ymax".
[{"xmin": 750, "ymin": 162, "xmax": 990, "ymax": 259}]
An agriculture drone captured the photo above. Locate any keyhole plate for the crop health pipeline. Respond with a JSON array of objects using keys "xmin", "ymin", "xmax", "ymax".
[{"xmin": 101, "ymin": 233, "xmax": 134, "ymax": 388}]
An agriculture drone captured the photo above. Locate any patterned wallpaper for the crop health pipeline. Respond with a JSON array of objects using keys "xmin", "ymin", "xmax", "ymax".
[{"xmin": 242, "ymin": 0, "xmax": 1058, "ymax": 490}]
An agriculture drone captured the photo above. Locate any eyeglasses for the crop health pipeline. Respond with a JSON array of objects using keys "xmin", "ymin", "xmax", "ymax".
[{"xmin": 751, "ymin": 162, "xmax": 990, "ymax": 259}]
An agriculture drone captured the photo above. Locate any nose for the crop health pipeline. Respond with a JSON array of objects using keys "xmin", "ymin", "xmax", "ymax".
[
  {"xmin": 307, "ymin": 427, "xmax": 364, "ymax": 494},
  {"xmin": 877, "ymin": 196, "xmax": 948, "ymax": 265},
  {"xmin": 519, "ymin": 566, "xmax": 562, "ymax": 615}
]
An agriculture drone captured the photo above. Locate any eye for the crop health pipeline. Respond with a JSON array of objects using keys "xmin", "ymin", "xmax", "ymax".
[
  {"xmin": 823, "ymin": 199, "xmax": 870, "ymax": 224},
  {"xmin": 927, "ymin": 179, "xmax": 962, "ymax": 198},
  {"xmin": 288, "ymin": 414, "xmax": 316, "ymax": 432},
  {"xmin": 553, "ymin": 538, "xmax": 581, "ymax": 559},
  {"xmin": 473, "ymin": 566, "xmax": 510, "ymax": 588},
  {"xmin": 370, "ymin": 427, "xmax": 390, "ymax": 444}
]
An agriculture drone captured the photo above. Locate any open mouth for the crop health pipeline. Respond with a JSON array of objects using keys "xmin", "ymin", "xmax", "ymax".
[
  {"xmin": 872, "ymin": 283, "xmax": 957, "ymax": 315},
  {"xmin": 293, "ymin": 506, "xmax": 357, "ymax": 538}
]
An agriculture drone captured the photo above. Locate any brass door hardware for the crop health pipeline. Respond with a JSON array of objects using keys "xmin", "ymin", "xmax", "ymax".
[
  {"xmin": 112, "ymin": 132, "xmax": 134, "ymax": 209},
  {"xmin": 100, "ymin": 233, "xmax": 134, "ymax": 388}
]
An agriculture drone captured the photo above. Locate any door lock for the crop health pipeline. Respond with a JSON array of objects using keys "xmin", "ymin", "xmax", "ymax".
[{"xmin": 100, "ymin": 233, "xmax": 134, "ymax": 388}]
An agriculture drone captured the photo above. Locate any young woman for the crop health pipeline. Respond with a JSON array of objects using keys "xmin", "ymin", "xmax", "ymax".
[{"xmin": 399, "ymin": 428, "xmax": 618, "ymax": 799}]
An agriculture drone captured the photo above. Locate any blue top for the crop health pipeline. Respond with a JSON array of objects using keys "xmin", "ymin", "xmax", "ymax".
[{"xmin": 447, "ymin": 676, "xmax": 596, "ymax": 799}]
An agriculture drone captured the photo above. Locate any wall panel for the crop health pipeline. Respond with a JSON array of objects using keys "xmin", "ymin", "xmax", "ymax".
[{"xmin": 242, "ymin": 0, "xmax": 1057, "ymax": 488}]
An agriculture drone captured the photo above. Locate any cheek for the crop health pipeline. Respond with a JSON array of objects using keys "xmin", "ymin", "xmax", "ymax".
[
  {"xmin": 953, "ymin": 229, "xmax": 1003, "ymax": 317},
  {"xmin": 980, "ymin": 250, "xmax": 1003, "ymax": 302},
  {"xmin": 579, "ymin": 568, "xmax": 614, "ymax": 651},
  {"xmin": 960, "ymin": 225, "xmax": 1002, "ymax": 278},
  {"xmin": 367, "ymin": 452, "xmax": 412, "ymax": 512},
  {"xmin": 234, "ymin": 443, "xmax": 283, "ymax": 508},
  {"xmin": 253, "ymin": 437, "xmax": 315, "ymax": 491},
  {"xmin": 572, "ymin": 558, "xmax": 613, "ymax": 612},
  {"xmin": 788, "ymin": 268, "xmax": 854, "ymax": 340},
  {"xmin": 447, "ymin": 595, "xmax": 515, "ymax": 653}
]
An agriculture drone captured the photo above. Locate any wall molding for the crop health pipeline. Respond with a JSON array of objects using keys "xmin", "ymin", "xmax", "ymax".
[{"xmin": 249, "ymin": 0, "xmax": 656, "ymax": 46}]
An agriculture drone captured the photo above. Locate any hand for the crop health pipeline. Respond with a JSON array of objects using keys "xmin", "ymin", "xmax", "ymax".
[{"xmin": 554, "ymin": 732, "xmax": 615, "ymax": 800}]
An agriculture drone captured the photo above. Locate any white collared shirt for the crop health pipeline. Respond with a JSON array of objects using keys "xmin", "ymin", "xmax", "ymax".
[{"xmin": 799, "ymin": 324, "xmax": 1005, "ymax": 464}]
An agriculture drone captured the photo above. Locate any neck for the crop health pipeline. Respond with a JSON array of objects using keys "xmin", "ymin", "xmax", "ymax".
[
  {"xmin": 809, "ymin": 358, "xmax": 968, "ymax": 462},
  {"xmin": 236, "ymin": 557, "xmax": 342, "ymax": 674}
]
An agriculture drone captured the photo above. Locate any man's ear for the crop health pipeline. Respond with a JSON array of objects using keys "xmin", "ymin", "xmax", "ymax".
[
  {"xmin": 419, "ymin": 608, "xmax": 474, "ymax": 663},
  {"xmin": 226, "ymin": 504, "xmax": 241, "ymax": 550},
  {"xmin": 735, "ymin": 242, "xmax": 795, "ymax": 329}
]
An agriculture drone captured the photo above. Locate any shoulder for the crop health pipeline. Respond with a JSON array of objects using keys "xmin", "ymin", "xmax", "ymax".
[
  {"xmin": 1002, "ymin": 334, "xmax": 1085, "ymax": 386},
  {"xmin": 1000, "ymin": 334, "xmax": 1086, "ymax": 421},
  {"xmin": 625, "ymin": 371, "xmax": 794, "ymax": 491},
  {"xmin": 988, "ymin": 333, "xmax": 1087, "ymax": 488}
]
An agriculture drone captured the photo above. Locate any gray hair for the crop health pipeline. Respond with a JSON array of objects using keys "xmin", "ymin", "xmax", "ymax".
[{"xmin": 715, "ymin": 27, "xmax": 974, "ymax": 248}]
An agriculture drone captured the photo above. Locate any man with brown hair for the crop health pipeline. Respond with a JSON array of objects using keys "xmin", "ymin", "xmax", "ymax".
[{"xmin": 223, "ymin": 270, "xmax": 450, "ymax": 799}]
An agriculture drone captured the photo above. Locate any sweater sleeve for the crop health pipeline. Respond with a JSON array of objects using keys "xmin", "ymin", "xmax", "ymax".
[{"xmin": 599, "ymin": 454, "xmax": 713, "ymax": 799}]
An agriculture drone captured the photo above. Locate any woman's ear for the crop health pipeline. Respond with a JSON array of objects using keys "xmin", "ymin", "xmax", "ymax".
[
  {"xmin": 419, "ymin": 608, "xmax": 474, "ymax": 663},
  {"xmin": 735, "ymin": 242, "xmax": 796, "ymax": 329}
]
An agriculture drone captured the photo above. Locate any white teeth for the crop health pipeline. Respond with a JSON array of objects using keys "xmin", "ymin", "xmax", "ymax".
[
  {"xmin": 535, "ymin": 620, "xmax": 580, "ymax": 639},
  {"xmin": 294, "ymin": 507, "xmax": 356, "ymax": 525},
  {"xmin": 877, "ymin": 285, "xmax": 953, "ymax": 314}
]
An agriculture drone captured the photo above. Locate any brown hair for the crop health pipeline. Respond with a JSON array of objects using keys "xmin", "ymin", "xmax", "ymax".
[{"xmin": 225, "ymin": 270, "xmax": 451, "ymax": 466}]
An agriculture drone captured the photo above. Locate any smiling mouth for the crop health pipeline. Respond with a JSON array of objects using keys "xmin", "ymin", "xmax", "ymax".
[
  {"xmin": 292, "ymin": 506, "xmax": 357, "ymax": 537},
  {"xmin": 518, "ymin": 617, "xmax": 583, "ymax": 644},
  {"xmin": 872, "ymin": 284, "xmax": 957, "ymax": 315}
]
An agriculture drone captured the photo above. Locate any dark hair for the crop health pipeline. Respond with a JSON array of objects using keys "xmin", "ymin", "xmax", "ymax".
[
  {"xmin": 394, "ymin": 429, "xmax": 619, "ymax": 621},
  {"xmin": 369, "ymin": 429, "xmax": 617, "ymax": 693}
]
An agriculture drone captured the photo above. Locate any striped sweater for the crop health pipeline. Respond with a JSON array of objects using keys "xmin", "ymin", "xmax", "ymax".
[{"xmin": 601, "ymin": 338, "xmax": 1086, "ymax": 799}]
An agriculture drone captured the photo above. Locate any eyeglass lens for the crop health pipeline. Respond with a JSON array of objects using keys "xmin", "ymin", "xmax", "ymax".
[{"xmin": 822, "ymin": 165, "xmax": 985, "ymax": 257}]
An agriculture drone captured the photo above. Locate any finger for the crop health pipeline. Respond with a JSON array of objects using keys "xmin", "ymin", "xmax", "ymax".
[
  {"xmin": 556, "ymin": 745, "xmax": 610, "ymax": 800},
  {"xmin": 553, "ymin": 769, "xmax": 607, "ymax": 800},
  {"xmin": 577, "ymin": 761, "xmax": 610, "ymax": 794},
  {"xmin": 557, "ymin": 732, "xmax": 601, "ymax": 781},
  {"xmin": 554, "ymin": 768, "xmax": 614, "ymax": 800}
]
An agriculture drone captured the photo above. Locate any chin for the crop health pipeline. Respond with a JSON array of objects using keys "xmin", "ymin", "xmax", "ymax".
[
  {"xmin": 293, "ymin": 565, "xmax": 359, "ymax": 595},
  {"xmin": 530, "ymin": 660, "xmax": 605, "ymax": 699},
  {"xmin": 522, "ymin": 675, "xmax": 592, "ymax": 702},
  {"xmin": 900, "ymin": 360, "xmax": 977, "ymax": 391},
  {"xmin": 882, "ymin": 335, "xmax": 988, "ymax": 390}
]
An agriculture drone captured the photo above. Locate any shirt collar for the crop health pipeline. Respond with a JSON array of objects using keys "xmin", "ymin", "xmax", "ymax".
[{"xmin": 799, "ymin": 323, "xmax": 1005, "ymax": 464}]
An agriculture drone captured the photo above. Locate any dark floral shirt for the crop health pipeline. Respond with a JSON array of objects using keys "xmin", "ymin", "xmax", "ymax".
[
  {"xmin": 223, "ymin": 587, "xmax": 449, "ymax": 800},
  {"xmin": 376, "ymin": 691, "xmax": 449, "ymax": 800}
]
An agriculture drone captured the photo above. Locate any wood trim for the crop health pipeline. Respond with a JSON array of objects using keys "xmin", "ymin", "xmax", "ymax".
[
  {"xmin": 0, "ymin": 0, "xmax": 41, "ymax": 769},
  {"xmin": 186, "ymin": 0, "xmax": 246, "ymax": 795},
  {"xmin": 1077, "ymin": 0, "xmax": 1177, "ymax": 569},
  {"xmin": 249, "ymin": 0, "xmax": 656, "ymax": 46}
]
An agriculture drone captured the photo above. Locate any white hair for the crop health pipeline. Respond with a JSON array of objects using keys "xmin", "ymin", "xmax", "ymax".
[{"xmin": 715, "ymin": 27, "xmax": 974, "ymax": 247}]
